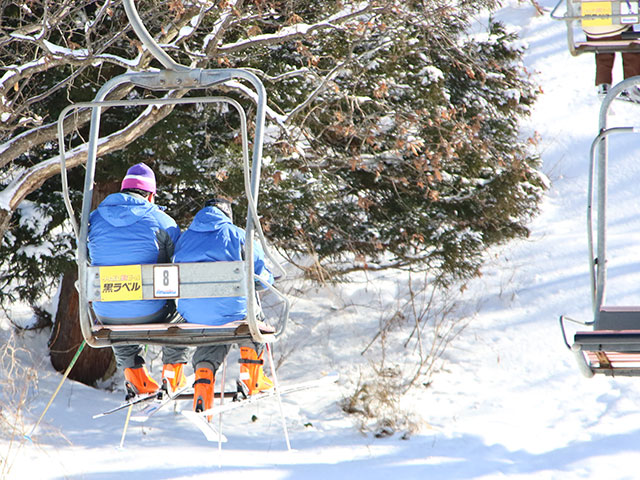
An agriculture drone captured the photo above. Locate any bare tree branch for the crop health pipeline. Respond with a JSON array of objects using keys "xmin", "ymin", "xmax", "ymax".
[{"xmin": 0, "ymin": 99, "xmax": 178, "ymax": 237}]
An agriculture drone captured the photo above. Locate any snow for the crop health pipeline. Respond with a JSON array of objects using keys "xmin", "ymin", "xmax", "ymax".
[{"xmin": 3, "ymin": 1, "xmax": 640, "ymax": 478}]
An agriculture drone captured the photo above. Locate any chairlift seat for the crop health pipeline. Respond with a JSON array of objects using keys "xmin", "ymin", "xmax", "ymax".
[
  {"xmin": 573, "ymin": 331, "xmax": 640, "ymax": 375},
  {"xmin": 92, "ymin": 319, "xmax": 276, "ymax": 347},
  {"xmin": 570, "ymin": 307, "xmax": 640, "ymax": 376},
  {"xmin": 574, "ymin": 40, "xmax": 640, "ymax": 54},
  {"xmin": 57, "ymin": 63, "xmax": 289, "ymax": 348}
]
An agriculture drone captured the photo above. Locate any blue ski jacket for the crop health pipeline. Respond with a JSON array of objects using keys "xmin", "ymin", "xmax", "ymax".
[
  {"xmin": 173, "ymin": 205, "xmax": 273, "ymax": 326},
  {"xmin": 88, "ymin": 192, "xmax": 180, "ymax": 322}
]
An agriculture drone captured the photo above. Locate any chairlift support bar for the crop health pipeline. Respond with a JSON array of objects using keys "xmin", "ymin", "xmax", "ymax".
[
  {"xmin": 123, "ymin": 0, "xmax": 190, "ymax": 72},
  {"xmin": 589, "ymin": 78, "xmax": 640, "ymax": 320},
  {"xmin": 551, "ymin": 0, "xmax": 640, "ymax": 55},
  {"xmin": 564, "ymin": 78, "xmax": 640, "ymax": 377}
]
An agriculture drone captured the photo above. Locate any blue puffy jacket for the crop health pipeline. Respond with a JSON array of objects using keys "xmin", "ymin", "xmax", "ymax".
[
  {"xmin": 88, "ymin": 192, "xmax": 180, "ymax": 322},
  {"xmin": 173, "ymin": 206, "xmax": 273, "ymax": 326}
]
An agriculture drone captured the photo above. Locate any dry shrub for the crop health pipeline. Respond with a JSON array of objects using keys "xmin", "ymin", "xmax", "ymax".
[
  {"xmin": 0, "ymin": 331, "xmax": 39, "ymax": 479},
  {"xmin": 341, "ymin": 366, "xmax": 420, "ymax": 439}
]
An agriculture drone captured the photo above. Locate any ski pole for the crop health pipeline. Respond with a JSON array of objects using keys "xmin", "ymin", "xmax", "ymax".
[
  {"xmin": 24, "ymin": 339, "xmax": 86, "ymax": 442},
  {"xmin": 119, "ymin": 404, "xmax": 133, "ymax": 449},
  {"xmin": 265, "ymin": 343, "xmax": 291, "ymax": 451},
  {"xmin": 218, "ymin": 355, "xmax": 227, "ymax": 466}
]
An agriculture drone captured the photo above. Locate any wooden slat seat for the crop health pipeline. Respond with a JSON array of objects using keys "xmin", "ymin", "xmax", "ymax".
[
  {"xmin": 573, "ymin": 330, "xmax": 640, "ymax": 376},
  {"xmin": 584, "ymin": 350, "xmax": 640, "ymax": 376}
]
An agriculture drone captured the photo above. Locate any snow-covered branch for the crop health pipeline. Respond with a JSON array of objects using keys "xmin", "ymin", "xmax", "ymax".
[
  {"xmin": 0, "ymin": 99, "xmax": 179, "ymax": 236},
  {"xmin": 216, "ymin": 3, "xmax": 379, "ymax": 54}
]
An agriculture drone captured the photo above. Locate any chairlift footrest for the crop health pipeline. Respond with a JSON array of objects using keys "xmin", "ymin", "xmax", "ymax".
[{"xmin": 238, "ymin": 358, "xmax": 263, "ymax": 365}]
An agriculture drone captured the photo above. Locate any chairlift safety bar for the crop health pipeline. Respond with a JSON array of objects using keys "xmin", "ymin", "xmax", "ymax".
[{"xmin": 563, "ymin": 77, "xmax": 640, "ymax": 377}]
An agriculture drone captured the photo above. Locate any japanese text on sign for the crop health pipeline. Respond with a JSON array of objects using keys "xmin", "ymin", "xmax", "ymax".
[
  {"xmin": 99, "ymin": 265, "xmax": 143, "ymax": 301},
  {"xmin": 581, "ymin": 1, "xmax": 613, "ymax": 27}
]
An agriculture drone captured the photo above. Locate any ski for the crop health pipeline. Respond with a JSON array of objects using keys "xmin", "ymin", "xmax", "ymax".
[
  {"xmin": 181, "ymin": 411, "xmax": 228, "ymax": 442},
  {"xmin": 129, "ymin": 380, "xmax": 194, "ymax": 422},
  {"xmin": 190, "ymin": 371, "xmax": 339, "ymax": 419},
  {"xmin": 130, "ymin": 388, "xmax": 240, "ymax": 422},
  {"xmin": 93, "ymin": 391, "xmax": 161, "ymax": 419},
  {"xmin": 93, "ymin": 374, "xmax": 195, "ymax": 420},
  {"xmin": 181, "ymin": 371, "xmax": 338, "ymax": 442}
]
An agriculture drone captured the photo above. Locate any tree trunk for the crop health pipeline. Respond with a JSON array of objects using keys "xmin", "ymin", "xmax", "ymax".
[
  {"xmin": 48, "ymin": 269, "xmax": 116, "ymax": 385},
  {"xmin": 48, "ymin": 179, "xmax": 121, "ymax": 386}
]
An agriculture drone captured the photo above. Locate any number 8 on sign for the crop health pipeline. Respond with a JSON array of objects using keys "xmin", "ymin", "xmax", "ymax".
[{"xmin": 153, "ymin": 265, "xmax": 179, "ymax": 298}]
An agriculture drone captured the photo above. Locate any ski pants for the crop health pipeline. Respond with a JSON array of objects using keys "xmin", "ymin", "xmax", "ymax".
[
  {"xmin": 588, "ymin": 33, "xmax": 640, "ymax": 85},
  {"xmin": 192, "ymin": 342, "xmax": 265, "ymax": 375},
  {"xmin": 97, "ymin": 302, "xmax": 191, "ymax": 369}
]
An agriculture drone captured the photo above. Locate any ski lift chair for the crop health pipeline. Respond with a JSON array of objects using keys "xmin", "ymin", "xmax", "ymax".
[
  {"xmin": 551, "ymin": 0, "xmax": 640, "ymax": 55},
  {"xmin": 560, "ymin": 77, "xmax": 640, "ymax": 377},
  {"xmin": 57, "ymin": 1, "xmax": 289, "ymax": 350},
  {"xmin": 50, "ymin": 1, "xmax": 294, "ymax": 451}
]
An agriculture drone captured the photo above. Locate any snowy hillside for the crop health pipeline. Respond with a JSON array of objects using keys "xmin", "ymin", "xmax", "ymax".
[{"xmin": 4, "ymin": 0, "xmax": 640, "ymax": 478}]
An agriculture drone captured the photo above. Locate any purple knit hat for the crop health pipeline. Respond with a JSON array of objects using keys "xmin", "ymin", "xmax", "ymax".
[{"xmin": 121, "ymin": 163, "xmax": 156, "ymax": 194}]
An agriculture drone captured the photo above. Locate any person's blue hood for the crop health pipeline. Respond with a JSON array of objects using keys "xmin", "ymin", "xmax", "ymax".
[
  {"xmin": 188, "ymin": 206, "xmax": 233, "ymax": 233},
  {"xmin": 96, "ymin": 193, "xmax": 155, "ymax": 227}
]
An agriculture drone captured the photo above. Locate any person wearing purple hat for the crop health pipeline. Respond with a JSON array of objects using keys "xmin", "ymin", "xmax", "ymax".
[
  {"xmin": 88, "ymin": 163, "xmax": 190, "ymax": 398},
  {"xmin": 120, "ymin": 162, "xmax": 158, "ymax": 193}
]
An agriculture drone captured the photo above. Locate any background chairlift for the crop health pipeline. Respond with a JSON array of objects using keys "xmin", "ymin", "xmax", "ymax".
[
  {"xmin": 560, "ymin": 77, "xmax": 640, "ymax": 377},
  {"xmin": 551, "ymin": 0, "xmax": 640, "ymax": 55},
  {"xmin": 56, "ymin": 0, "xmax": 289, "ymax": 349}
]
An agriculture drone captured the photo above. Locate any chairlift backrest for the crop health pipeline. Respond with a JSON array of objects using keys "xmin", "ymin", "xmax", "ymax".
[
  {"xmin": 86, "ymin": 262, "xmax": 247, "ymax": 304},
  {"xmin": 560, "ymin": 77, "xmax": 640, "ymax": 377}
]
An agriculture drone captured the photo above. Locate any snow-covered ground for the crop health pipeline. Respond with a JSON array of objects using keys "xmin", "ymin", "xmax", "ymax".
[{"xmin": 4, "ymin": 0, "xmax": 640, "ymax": 478}]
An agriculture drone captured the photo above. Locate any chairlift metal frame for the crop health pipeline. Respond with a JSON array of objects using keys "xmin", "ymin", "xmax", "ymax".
[
  {"xmin": 551, "ymin": 0, "xmax": 640, "ymax": 55},
  {"xmin": 560, "ymin": 77, "xmax": 640, "ymax": 377},
  {"xmin": 57, "ymin": 0, "xmax": 289, "ymax": 349}
]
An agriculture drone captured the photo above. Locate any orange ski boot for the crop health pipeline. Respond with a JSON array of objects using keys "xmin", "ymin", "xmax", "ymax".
[
  {"xmin": 193, "ymin": 363, "xmax": 215, "ymax": 421},
  {"xmin": 124, "ymin": 366, "xmax": 160, "ymax": 396},
  {"xmin": 239, "ymin": 347, "xmax": 274, "ymax": 395},
  {"xmin": 162, "ymin": 363, "xmax": 187, "ymax": 392}
]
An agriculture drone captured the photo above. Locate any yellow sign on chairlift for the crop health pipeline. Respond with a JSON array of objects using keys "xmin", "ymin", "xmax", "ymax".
[
  {"xmin": 581, "ymin": 1, "xmax": 614, "ymax": 27},
  {"xmin": 98, "ymin": 264, "xmax": 143, "ymax": 301}
]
